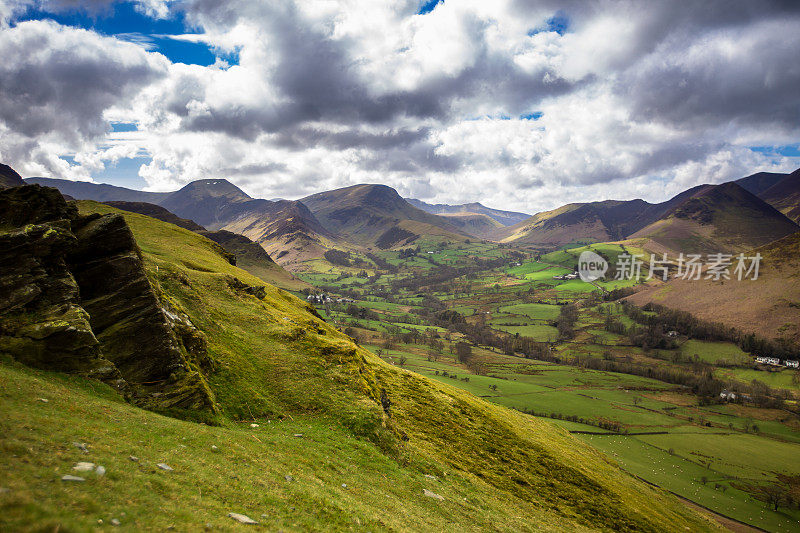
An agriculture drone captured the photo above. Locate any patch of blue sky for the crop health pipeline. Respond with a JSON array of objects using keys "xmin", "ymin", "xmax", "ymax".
[
  {"xmin": 57, "ymin": 151, "xmax": 151, "ymax": 189},
  {"xmin": 528, "ymin": 11, "xmax": 570, "ymax": 37},
  {"xmin": 110, "ymin": 122, "xmax": 139, "ymax": 133},
  {"xmin": 11, "ymin": 1, "xmax": 226, "ymax": 66},
  {"xmin": 94, "ymin": 156, "xmax": 152, "ymax": 189},
  {"xmin": 465, "ymin": 113, "xmax": 543, "ymax": 121},
  {"xmin": 749, "ymin": 144, "xmax": 800, "ymax": 158},
  {"xmin": 417, "ymin": 0, "xmax": 443, "ymax": 15}
]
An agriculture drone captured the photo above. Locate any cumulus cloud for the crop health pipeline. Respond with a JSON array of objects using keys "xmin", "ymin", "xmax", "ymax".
[
  {"xmin": 1, "ymin": 0, "xmax": 799, "ymax": 212},
  {"xmin": 0, "ymin": 18, "xmax": 168, "ymax": 178}
]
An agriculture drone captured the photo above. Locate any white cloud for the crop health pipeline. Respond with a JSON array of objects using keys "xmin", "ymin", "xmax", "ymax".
[{"xmin": 1, "ymin": 0, "xmax": 799, "ymax": 214}]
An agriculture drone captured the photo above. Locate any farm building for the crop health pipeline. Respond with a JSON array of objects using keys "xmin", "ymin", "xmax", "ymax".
[
  {"xmin": 755, "ymin": 356, "xmax": 781, "ymax": 366},
  {"xmin": 785, "ymin": 360, "xmax": 799, "ymax": 368},
  {"xmin": 719, "ymin": 390, "xmax": 737, "ymax": 401}
]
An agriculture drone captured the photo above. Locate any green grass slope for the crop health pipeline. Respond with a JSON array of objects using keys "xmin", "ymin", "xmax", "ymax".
[{"xmin": 1, "ymin": 201, "xmax": 716, "ymax": 532}]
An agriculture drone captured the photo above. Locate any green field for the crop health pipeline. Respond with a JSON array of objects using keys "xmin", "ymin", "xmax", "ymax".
[
  {"xmin": 716, "ymin": 367, "xmax": 800, "ymax": 392},
  {"xmin": 680, "ymin": 340, "xmax": 751, "ymax": 365},
  {"xmin": 498, "ymin": 303, "xmax": 561, "ymax": 320}
]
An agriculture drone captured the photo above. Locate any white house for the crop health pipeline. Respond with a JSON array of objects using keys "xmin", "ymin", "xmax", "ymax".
[
  {"xmin": 785, "ymin": 360, "xmax": 799, "ymax": 369},
  {"xmin": 755, "ymin": 356, "xmax": 780, "ymax": 366},
  {"xmin": 719, "ymin": 390, "xmax": 737, "ymax": 401}
]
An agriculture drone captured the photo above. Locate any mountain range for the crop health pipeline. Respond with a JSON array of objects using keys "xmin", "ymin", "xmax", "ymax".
[
  {"xmin": 495, "ymin": 174, "xmax": 799, "ymax": 253},
  {"xmin": 406, "ymin": 198, "xmax": 530, "ymax": 225},
  {"xmin": 22, "ymin": 166, "xmax": 800, "ymax": 264}
]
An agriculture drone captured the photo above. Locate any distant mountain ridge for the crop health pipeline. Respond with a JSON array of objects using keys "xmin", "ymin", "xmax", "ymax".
[
  {"xmin": 497, "ymin": 178, "xmax": 799, "ymax": 252},
  {"xmin": 26, "ymin": 177, "xmax": 169, "ymax": 203},
  {"xmin": 0, "ymin": 164, "xmax": 25, "ymax": 189},
  {"xmin": 629, "ymin": 181, "xmax": 798, "ymax": 253},
  {"xmin": 406, "ymin": 198, "xmax": 530, "ymax": 226},
  {"xmin": 18, "ymin": 166, "xmax": 800, "ymax": 258},
  {"xmin": 23, "ymin": 176, "xmax": 334, "ymax": 269},
  {"xmin": 757, "ymin": 169, "xmax": 800, "ymax": 224}
]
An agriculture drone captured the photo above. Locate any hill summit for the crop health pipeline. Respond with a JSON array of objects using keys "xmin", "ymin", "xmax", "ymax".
[{"xmin": 301, "ymin": 183, "xmax": 468, "ymax": 248}]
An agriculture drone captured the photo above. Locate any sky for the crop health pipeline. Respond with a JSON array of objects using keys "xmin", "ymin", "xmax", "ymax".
[{"xmin": 1, "ymin": 0, "xmax": 799, "ymax": 214}]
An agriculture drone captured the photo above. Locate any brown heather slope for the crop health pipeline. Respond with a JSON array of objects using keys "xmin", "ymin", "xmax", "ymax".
[
  {"xmin": 440, "ymin": 212, "xmax": 504, "ymax": 239},
  {"xmin": 626, "ymin": 231, "xmax": 800, "ymax": 344},
  {"xmin": 629, "ymin": 182, "xmax": 798, "ymax": 254},
  {"xmin": 301, "ymin": 184, "xmax": 470, "ymax": 248},
  {"xmin": 157, "ymin": 179, "xmax": 337, "ymax": 269},
  {"xmin": 759, "ymin": 169, "xmax": 800, "ymax": 224},
  {"xmin": 493, "ymin": 192, "xmax": 698, "ymax": 247}
]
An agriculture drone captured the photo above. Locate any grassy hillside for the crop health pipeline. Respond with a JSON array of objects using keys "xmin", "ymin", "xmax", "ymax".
[{"xmin": 1, "ymin": 201, "xmax": 715, "ymax": 531}]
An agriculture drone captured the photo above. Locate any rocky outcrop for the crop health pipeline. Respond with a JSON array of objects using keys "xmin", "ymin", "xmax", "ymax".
[
  {"xmin": 69, "ymin": 213, "xmax": 217, "ymax": 412},
  {"xmin": 0, "ymin": 220, "xmax": 126, "ymax": 387},
  {"xmin": 0, "ymin": 185, "xmax": 217, "ymax": 415}
]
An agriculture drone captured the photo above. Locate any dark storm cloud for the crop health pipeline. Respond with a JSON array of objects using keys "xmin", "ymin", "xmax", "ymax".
[
  {"xmin": 273, "ymin": 127, "xmax": 433, "ymax": 151},
  {"xmin": 221, "ymin": 162, "xmax": 287, "ymax": 176},
  {"xmin": 620, "ymin": 21, "xmax": 800, "ymax": 130},
  {"xmin": 512, "ymin": 0, "xmax": 800, "ymax": 131},
  {"xmin": 0, "ymin": 20, "xmax": 166, "ymax": 143},
  {"xmin": 173, "ymin": 0, "xmax": 578, "ymax": 142}
]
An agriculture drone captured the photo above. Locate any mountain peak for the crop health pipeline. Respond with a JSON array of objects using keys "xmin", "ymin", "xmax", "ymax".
[{"xmin": 175, "ymin": 179, "xmax": 251, "ymax": 200}]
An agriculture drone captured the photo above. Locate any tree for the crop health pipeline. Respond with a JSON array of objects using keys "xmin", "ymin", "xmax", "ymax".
[
  {"xmin": 398, "ymin": 355, "xmax": 407, "ymax": 367},
  {"xmin": 455, "ymin": 341, "xmax": 472, "ymax": 363}
]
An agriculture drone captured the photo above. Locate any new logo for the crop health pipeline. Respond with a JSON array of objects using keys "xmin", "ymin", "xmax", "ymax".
[{"xmin": 578, "ymin": 251, "xmax": 608, "ymax": 282}]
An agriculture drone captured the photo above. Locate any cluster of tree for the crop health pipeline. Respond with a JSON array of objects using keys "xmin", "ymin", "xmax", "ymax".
[
  {"xmin": 516, "ymin": 409, "xmax": 626, "ymax": 433},
  {"xmin": 324, "ymin": 249, "xmax": 353, "ymax": 267},
  {"xmin": 602, "ymin": 287, "xmax": 636, "ymax": 301},
  {"xmin": 364, "ymin": 252, "xmax": 398, "ymax": 274},
  {"xmin": 556, "ymin": 303, "xmax": 578, "ymax": 340},
  {"xmin": 733, "ymin": 474, "xmax": 800, "ymax": 512},
  {"xmin": 343, "ymin": 304, "xmax": 380, "ymax": 322},
  {"xmin": 616, "ymin": 301, "xmax": 800, "ymax": 358},
  {"xmin": 380, "ymin": 327, "xmax": 445, "ymax": 352},
  {"xmin": 434, "ymin": 370, "xmax": 471, "ymax": 383},
  {"xmin": 397, "ymin": 246, "xmax": 421, "ymax": 259},
  {"xmin": 571, "ymin": 355, "xmax": 727, "ymax": 400}
]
